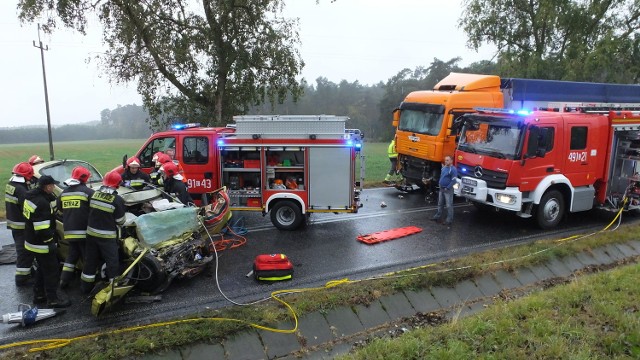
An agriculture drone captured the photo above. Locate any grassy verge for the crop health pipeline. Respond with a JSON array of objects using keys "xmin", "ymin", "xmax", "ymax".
[
  {"xmin": 2, "ymin": 220, "xmax": 639, "ymax": 359},
  {"xmin": 339, "ymin": 262, "xmax": 640, "ymax": 359}
]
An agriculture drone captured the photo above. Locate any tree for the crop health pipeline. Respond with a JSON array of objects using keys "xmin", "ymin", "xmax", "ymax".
[
  {"xmin": 459, "ymin": 0, "xmax": 640, "ymax": 82},
  {"xmin": 18, "ymin": 0, "xmax": 305, "ymax": 128}
]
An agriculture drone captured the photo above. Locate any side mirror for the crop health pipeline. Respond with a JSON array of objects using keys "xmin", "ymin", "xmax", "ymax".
[{"xmin": 392, "ymin": 109, "xmax": 400, "ymax": 128}]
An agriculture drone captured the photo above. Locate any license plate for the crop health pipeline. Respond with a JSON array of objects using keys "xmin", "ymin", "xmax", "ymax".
[{"xmin": 462, "ymin": 186, "xmax": 475, "ymax": 194}]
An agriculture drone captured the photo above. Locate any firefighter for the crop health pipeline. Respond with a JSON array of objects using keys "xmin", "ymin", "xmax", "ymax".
[
  {"xmin": 121, "ymin": 156, "xmax": 151, "ymax": 190},
  {"xmin": 384, "ymin": 139, "xmax": 400, "ymax": 184},
  {"xmin": 24, "ymin": 175, "xmax": 71, "ymax": 308},
  {"xmin": 80, "ymin": 171, "xmax": 127, "ymax": 294},
  {"xmin": 150, "ymin": 152, "xmax": 170, "ymax": 187},
  {"xmin": 28, "ymin": 155, "xmax": 45, "ymax": 166},
  {"xmin": 165, "ymin": 148, "xmax": 188, "ymax": 183},
  {"xmin": 57, "ymin": 166, "xmax": 94, "ymax": 289},
  {"xmin": 5, "ymin": 162, "xmax": 36, "ymax": 286},
  {"xmin": 161, "ymin": 161, "xmax": 193, "ymax": 205}
]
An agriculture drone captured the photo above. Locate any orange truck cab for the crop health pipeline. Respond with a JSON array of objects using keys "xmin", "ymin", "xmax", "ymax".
[{"xmin": 454, "ymin": 108, "xmax": 640, "ymax": 229}]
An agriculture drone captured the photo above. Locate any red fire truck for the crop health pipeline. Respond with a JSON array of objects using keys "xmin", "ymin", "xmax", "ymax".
[
  {"xmin": 454, "ymin": 108, "xmax": 640, "ymax": 229},
  {"xmin": 129, "ymin": 115, "xmax": 364, "ymax": 230}
]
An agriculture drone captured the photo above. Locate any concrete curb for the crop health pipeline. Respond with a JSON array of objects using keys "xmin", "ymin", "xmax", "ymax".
[{"xmin": 141, "ymin": 241, "xmax": 640, "ymax": 360}]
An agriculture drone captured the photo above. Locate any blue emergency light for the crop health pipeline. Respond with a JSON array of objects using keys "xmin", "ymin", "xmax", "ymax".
[
  {"xmin": 171, "ymin": 123, "xmax": 201, "ymax": 130},
  {"xmin": 475, "ymin": 107, "xmax": 532, "ymax": 116},
  {"xmin": 217, "ymin": 139, "xmax": 225, "ymax": 147}
]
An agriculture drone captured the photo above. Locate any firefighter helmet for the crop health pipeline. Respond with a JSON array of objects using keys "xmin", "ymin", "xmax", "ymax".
[
  {"xmin": 102, "ymin": 171, "xmax": 122, "ymax": 188},
  {"xmin": 28, "ymin": 155, "xmax": 44, "ymax": 165},
  {"xmin": 71, "ymin": 166, "xmax": 91, "ymax": 183},
  {"xmin": 285, "ymin": 177, "xmax": 298, "ymax": 190},
  {"xmin": 161, "ymin": 162, "xmax": 179, "ymax": 177},
  {"xmin": 156, "ymin": 153, "xmax": 172, "ymax": 165},
  {"xmin": 152, "ymin": 151, "xmax": 164, "ymax": 162},
  {"xmin": 12, "ymin": 162, "xmax": 34, "ymax": 181},
  {"xmin": 126, "ymin": 156, "xmax": 141, "ymax": 168}
]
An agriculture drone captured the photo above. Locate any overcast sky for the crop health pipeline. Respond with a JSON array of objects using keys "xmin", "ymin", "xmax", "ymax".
[{"xmin": 0, "ymin": 0, "xmax": 494, "ymax": 129}]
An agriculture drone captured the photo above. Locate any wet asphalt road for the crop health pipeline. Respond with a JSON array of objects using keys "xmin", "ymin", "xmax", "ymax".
[{"xmin": 0, "ymin": 187, "xmax": 627, "ymax": 345}]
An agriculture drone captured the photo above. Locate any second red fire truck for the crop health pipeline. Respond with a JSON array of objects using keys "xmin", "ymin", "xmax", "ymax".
[
  {"xmin": 129, "ymin": 115, "xmax": 364, "ymax": 230},
  {"xmin": 455, "ymin": 108, "xmax": 640, "ymax": 229}
]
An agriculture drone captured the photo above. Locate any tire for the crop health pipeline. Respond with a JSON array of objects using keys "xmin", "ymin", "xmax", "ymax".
[
  {"xmin": 132, "ymin": 254, "xmax": 167, "ymax": 293},
  {"xmin": 535, "ymin": 190, "xmax": 564, "ymax": 229},
  {"xmin": 270, "ymin": 200, "xmax": 304, "ymax": 230}
]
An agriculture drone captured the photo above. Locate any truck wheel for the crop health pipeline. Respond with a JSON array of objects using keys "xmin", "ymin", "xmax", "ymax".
[
  {"xmin": 270, "ymin": 200, "xmax": 303, "ymax": 230},
  {"xmin": 536, "ymin": 190, "xmax": 564, "ymax": 229}
]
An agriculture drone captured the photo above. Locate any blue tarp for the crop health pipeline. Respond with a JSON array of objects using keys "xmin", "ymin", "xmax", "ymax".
[{"xmin": 501, "ymin": 78, "xmax": 640, "ymax": 103}]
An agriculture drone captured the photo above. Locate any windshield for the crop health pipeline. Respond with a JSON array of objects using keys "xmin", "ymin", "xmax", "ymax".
[
  {"xmin": 398, "ymin": 109, "xmax": 444, "ymax": 136},
  {"xmin": 458, "ymin": 116, "xmax": 524, "ymax": 160},
  {"xmin": 39, "ymin": 160, "xmax": 103, "ymax": 188}
]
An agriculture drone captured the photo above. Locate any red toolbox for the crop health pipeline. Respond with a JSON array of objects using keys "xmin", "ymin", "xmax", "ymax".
[{"xmin": 253, "ymin": 254, "xmax": 293, "ymax": 281}]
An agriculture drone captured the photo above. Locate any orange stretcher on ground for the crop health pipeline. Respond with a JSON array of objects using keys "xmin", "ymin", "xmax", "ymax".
[{"xmin": 357, "ymin": 226, "xmax": 423, "ymax": 245}]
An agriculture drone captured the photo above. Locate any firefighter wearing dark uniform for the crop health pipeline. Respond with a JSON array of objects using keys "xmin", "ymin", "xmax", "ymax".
[
  {"xmin": 120, "ymin": 156, "xmax": 151, "ymax": 191},
  {"xmin": 24, "ymin": 175, "xmax": 71, "ymax": 308},
  {"xmin": 56, "ymin": 166, "xmax": 94, "ymax": 289},
  {"xmin": 5, "ymin": 162, "xmax": 36, "ymax": 286},
  {"xmin": 161, "ymin": 161, "xmax": 193, "ymax": 205},
  {"xmin": 80, "ymin": 171, "xmax": 126, "ymax": 294}
]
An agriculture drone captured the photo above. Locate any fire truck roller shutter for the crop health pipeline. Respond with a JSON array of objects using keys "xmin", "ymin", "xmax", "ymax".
[{"xmin": 308, "ymin": 147, "xmax": 352, "ymax": 209}]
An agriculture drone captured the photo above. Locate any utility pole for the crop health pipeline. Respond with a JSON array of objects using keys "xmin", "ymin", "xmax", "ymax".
[{"xmin": 33, "ymin": 24, "xmax": 54, "ymax": 160}]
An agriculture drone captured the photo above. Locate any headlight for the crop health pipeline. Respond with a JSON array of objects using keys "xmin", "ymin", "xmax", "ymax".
[
  {"xmin": 452, "ymin": 182, "xmax": 460, "ymax": 190},
  {"xmin": 496, "ymin": 193, "xmax": 516, "ymax": 205},
  {"xmin": 462, "ymin": 178, "xmax": 477, "ymax": 186}
]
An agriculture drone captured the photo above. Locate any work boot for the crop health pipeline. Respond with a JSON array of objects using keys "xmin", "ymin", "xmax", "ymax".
[
  {"xmin": 80, "ymin": 280, "xmax": 94, "ymax": 294},
  {"xmin": 15, "ymin": 274, "xmax": 32, "ymax": 287},
  {"xmin": 33, "ymin": 292, "xmax": 46, "ymax": 305},
  {"xmin": 431, "ymin": 215, "xmax": 440, "ymax": 221},
  {"xmin": 47, "ymin": 297, "xmax": 71, "ymax": 308},
  {"xmin": 59, "ymin": 271, "xmax": 74, "ymax": 290}
]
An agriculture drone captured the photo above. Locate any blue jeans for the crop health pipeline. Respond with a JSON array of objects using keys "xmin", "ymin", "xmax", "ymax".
[{"xmin": 434, "ymin": 187, "xmax": 454, "ymax": 223}]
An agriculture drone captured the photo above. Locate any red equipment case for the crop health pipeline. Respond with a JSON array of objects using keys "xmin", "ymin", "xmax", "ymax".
[{"xmin": 253, "ymin": 254, "xmax": 293, "ymax": 281}]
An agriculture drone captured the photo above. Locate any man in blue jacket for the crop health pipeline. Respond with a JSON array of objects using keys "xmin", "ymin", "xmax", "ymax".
[{"xmin": 431, "ymin": 156, "xmax": 457, "ymax": 226}]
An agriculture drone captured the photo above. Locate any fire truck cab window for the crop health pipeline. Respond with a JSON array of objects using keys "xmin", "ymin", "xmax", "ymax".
[
  {"xmin": 570, "ymin": 126, "xmax": 588, "ymax": 150},
  {"xmin": 139, "ymin": 137, "xmax": 176, "ymax": 167},
  {"xmin": 183, "ymin": 137, "xmax": 208, "ymax": 164}
]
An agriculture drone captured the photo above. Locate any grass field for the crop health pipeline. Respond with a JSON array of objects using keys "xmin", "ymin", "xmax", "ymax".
[{"xmin": 0, "ymin": 140, "xmax": 391, "ymax": 218}]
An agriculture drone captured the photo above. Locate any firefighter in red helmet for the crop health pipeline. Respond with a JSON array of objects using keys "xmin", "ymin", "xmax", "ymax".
[
  {"xmin": 5, "ymin": 162, "xmax": 36, "ymax": 286},
  {"xmin": 80, "ymin": 171, "xmax": 126, "ymax": 294},
  {"xmin": 56, "ymin": 166, "xmax": 95, "ymax": 289},
  {"xmin": 28, "ymin": 155, "xmax": 44, "ymax": 166},
  {"xmin": 161, "ymin": 161, "xmax": 193, "ymax": 205},
  {"xmin": 121, "ymin": 156, "xmax": 151, "ymax": 191},
  {"xmin": 150, "ymin": 152, "xmax": 171, "ymax": 187}
]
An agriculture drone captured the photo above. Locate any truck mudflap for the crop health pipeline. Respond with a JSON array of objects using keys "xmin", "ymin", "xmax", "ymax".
[{"xmin": 457, "ymin": 176, "xmax": 523, "ymax": 212}]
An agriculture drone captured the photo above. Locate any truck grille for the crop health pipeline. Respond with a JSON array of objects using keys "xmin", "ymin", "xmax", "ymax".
[{"xmin": 457, "ymin": 164, "xmax": 508, "ymax": 189}]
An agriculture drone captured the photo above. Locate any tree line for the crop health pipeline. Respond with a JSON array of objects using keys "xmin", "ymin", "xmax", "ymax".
[{"xmin": 0, "ymin": 56, "xmax": 496, "ymax": 144}]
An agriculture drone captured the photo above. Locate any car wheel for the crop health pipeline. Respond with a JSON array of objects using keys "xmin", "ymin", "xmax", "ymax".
[
  {"xmin": 133, "ymin": 254, "xmax": 167, "ymax": 293},
  {"xmin": 270, "ymin": 200, "xmax": 303, "ymax": 230}
]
